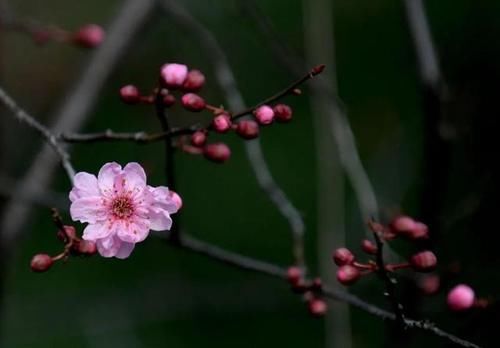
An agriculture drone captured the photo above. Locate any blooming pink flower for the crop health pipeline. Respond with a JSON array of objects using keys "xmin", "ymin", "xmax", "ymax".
[
  {"xmin": 69, "ymin": 162, "xmax": 179, "ymax": 259},
  {"xmin": 160, "ymin": 63, "xmax": 188, "ymax": 88}
]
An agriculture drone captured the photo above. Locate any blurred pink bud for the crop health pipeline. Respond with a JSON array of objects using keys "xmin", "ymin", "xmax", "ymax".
[
  {"xmin": 287, "ymin": 266, "xmax": 303, "ymax": 285},
  {"xmin": 407, "ymin": 222, "xmax": 429, "ymax": 239},
  {"xmin": 361, "ymin": 239, "xmax": 377, "ymax": 255},
  {"xmin": 30, "ymin": 254, "xmax": 53, "ymax": 272},
  {"xmin": 169, "ymin": 191, "xmax": 183, "ymax": 210},
  {"xmin": 254, "ymin": 105, "xmax": 275, "ymax": 125},
  {"xmin": 161, "ymin": 63, "xmax": 188, "ymax": 88},
  {"xmin": 182, "ymin": 69, "xmax": 206, "ymax": 91},
  {"xmin": 273, "ymin": 104, "xmax": 293, "ymax": 122},
  {"xmin": 191, "ymin": 131, "xmax": 207, "ymax": 147},
  {"xmin": 236, "ymin": 120, "xmax": 259, "ymax": 139},
  {"xmin": 447, "ymin": 284, "xmax": 475, "ymax": 311},
  {"xmin": 76, "ymin": 240, "xmax": 97, "ymax": 255},
  {"xmin": 212, "ymin": 114, "xmax": 232, "ymax": 133},
  {"xmin": 337, "ymin": 265, "xmax": 360, "ymax": 285},
  {"xmin": 333, "ymin": 248, "xmax": 355, "ymax": 266},
  {"xmin": 204, "ymin": 143, "xmax": 231, "ymax": 163},
  {"xmin": 73, "ymin": 24, "xmax": 105, "ymax": 48},
  {"xmin": 163, "ymin": 94, "xmax": 176, "ymax": 107},
  {"xmin": 308, "ymin": 298, "xmax": 327, "ymax": 317},
  {"xmin": 119, "ymin": 85, "xmax": 140, "ymax": 104},
  {"xmin": 392, "ymin": 215, "xmax": 417, "ymax": 233},
  {"xmin": 181, "ymin": 93, "xmax": 206, "ymax": 112},
  {"xmin": 418, "ymin": 274, "xmax": 440, "ymax": 295},
  {"xmin": 410, "ymin": 250, "xmax": 437, "ymax": 272}
]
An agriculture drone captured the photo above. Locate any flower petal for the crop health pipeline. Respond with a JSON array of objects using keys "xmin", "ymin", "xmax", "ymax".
[
  {"xmin": 82, "ymin": 222, "xmax": 111, "ymax": 241},
  {"xmin": 149, "ymin": 186, "xmax": 178, "ymax": 214},
  {"xmin": 70, "ymin": 196, "xmax": 107, "ymax": 223},
  {"xmin": 69, "ymin": 172, "xmax": 99, "ymax": 202},
  {"xmin": 115, "ymin": 242, "xmax": 135, "ymax": 259},
  {"xmin": 149, "ymin": 210, "xmax": 172, "ymax": 231},
  {"xmin": 116, "ymin": 218, "xmax": 150, "ymax": 243},
  {"xmin": 98, "ymin": 162, "xmax": 122, "ymax": 195},
  {"xmin": 96, "ymin": 235, "xmax": 122, "ymax": 258},
  {"xmin": 122, "ymin": 162, "xmax": 147, "ymax": 192}
]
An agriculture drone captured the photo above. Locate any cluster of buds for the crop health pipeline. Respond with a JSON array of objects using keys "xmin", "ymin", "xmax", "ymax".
[
  {"xmin": 25, "ymin": 23, "xmax": 105, "ymax": 48},
  {"xmin": 332, "ymin": 218, "xmax": 437, "ymax": 286},
  {"xmin": 286, "ymin": 266, "xmax": 327, "ymax": 317},
  {"xmin": 30, "ymin": 215, "xmax": 96, "ymax": 273},
  {"xmin": 119, "ymin": 62, "xmax": 302, "ymax": 164}
]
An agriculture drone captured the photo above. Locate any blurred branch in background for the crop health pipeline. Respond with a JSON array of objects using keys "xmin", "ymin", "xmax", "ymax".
[{"xmin": 160, "ymin": 0, "xmax": 306, "ymax": 267}]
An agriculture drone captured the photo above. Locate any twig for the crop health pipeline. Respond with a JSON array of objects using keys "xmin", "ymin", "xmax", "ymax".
[
  {"xmin": 163, "ymin": 0, "xmax": 307, "ymax": 266},
  {"xmin": 0, "ymin": 0, "xmax": 156, "ymax": 248},
  {"xmin": 372, "ymin": 228, "xmax": 406, "ymax": 326},
  {"xmin": 0, "ymin": 87, "xmax": 75, "ymax": 180},
  {"xmin": 175, "ymin": 233, "xmax": 481, "ymax": 348}
]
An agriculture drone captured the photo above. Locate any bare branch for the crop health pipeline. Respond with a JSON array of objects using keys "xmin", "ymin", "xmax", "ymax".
[{"xmin": 160, "ymin": 0, "xmax": 306, "ymax": 266}]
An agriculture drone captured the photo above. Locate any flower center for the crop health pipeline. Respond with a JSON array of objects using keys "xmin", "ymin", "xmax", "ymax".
[{"xmin": 111, "ymin": 196, "xmax": 134, "ymax": 219}]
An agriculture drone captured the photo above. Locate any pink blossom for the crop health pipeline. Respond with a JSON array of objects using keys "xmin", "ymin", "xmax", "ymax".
[
  {"xmin": 161, "ymin": 63, "xmax": 188, "ymax": 88},
  {"xmin": 254, "ymin": 105, "xmax": 275, "ymax": 125},
  {"xmin": 69, "ymin": 162, "xmax": 180, "ymax": 259},
  {"xmin": 447, "ymin": 284, "xmax": 475, "ymax": 311}
]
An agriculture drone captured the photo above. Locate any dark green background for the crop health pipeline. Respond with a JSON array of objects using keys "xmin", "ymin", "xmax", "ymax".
[{"xmin": 1, "ymin": 0, "xmax": 498, "ymax": 347}]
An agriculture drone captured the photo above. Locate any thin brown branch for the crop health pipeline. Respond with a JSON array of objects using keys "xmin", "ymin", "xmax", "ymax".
[
  {"xmin": 0, "ymin": 86, "xmax": 76, "ymax": 180},
  {"xmin": 175, "ymin": 233, "xmax": 481, "ymax": 348}
]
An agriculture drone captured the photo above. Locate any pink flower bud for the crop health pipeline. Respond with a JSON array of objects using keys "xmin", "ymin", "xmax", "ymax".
[
  {"xmin": 169, "ymin": 191, "xmax": 183, "ymax": 210},
  {"xmin": 391, "ymin": 215, "xmax": 417, "ymax": 233},
  {"xmin": 273, "ymin": 104, "xmax": 293, "ymax": 122},
  {"xmin": 191, "ymin": 131, "xmax": 207, "ymax": 147},
  {"xmin": 361, "ymin": 239, "xmax": 377, "ymax": 255},
  {"xmin": 119, "ymin": 85, "xmax": 140, "ymax": 104},
  {"xmin": 56, "ymin": 225, "xmax": 77, "ymax": 243},
  {"xmin": 182, "ymin": 69, "xmax": 206, "ymax": 91},
  {"xmin": 407, "ymin": 222, "xmax": 429, "ymax": 239},
  {"xmin": 236, "ymin": 120, "xmax": 260, "ymax": 139},
  {"xmin": 254, "ymin": 105, "xmax": 275, "ymax": 125},
  {"xmin": 30, "ymin": 254, "xmax": 53, "ymax": 272},
  {"xmin": 160, "ymin": 63, "xmax": 188, "ymax": 88},
  {"xmin": 76, "ymin": 240, "xmax": 97, "ymax": 255},
  {"xmin": 336, "ymin": 265, "xmax": 361, "ymax": 285},
  {"xmin": 311, "ymin": 277, "xmax": 323, "ymax": 292},
  {"xmin": 73, "ymin": 24, "xmax": 105, "ymax": 48},
  {"xmin": 308, "ymin": 298, "xmax": 327, "ymax": 317},
  {"xmin": 410, "ymin": 250, "xmax": 437, "ymax": 272},
  {"xmin": 418, "ymin": 274, "xmax": 440, "ymax": 295},
  {"xmin": 447, "ymin": 284, "xmax": 475, "ymax": 311},
  {"xmin": 181, "ymin": 93, "xmax": 206, "ymax": 112},
  {"xmin": 163, "ymin": 94, "xmax": 176, "ymax": 107},
  {"xmin": 287, "ymin": 266, "xmax": 302, "ymax": 285},
  {"xmin": 212, "ymin": 114, "xmax": 232, "ymax": 133},
  {"xmin": 333, "ymin": 248, "xmax": 355, "ymax": 266},
  {"xmin": 204, "ymin": 143, "xmax": 231, "ymax": 163}
]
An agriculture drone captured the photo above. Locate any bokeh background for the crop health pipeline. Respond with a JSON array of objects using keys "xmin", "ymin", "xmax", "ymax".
[{"xmin": 1, "ymin": 0, "xmax": 499, "ymax": 347}]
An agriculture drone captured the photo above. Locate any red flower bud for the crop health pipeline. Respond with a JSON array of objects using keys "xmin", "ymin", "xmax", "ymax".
[
  {"xmin": 30, "ymin": 254, "xmax": 53, "ymax": 272},
  {"xmin": 308, "ymin": 298, "xmax": 327, "ymax": 317},
  {"xmin": 163, "ymin": 94, "xmax": 176, "ymax": 107},
  {"xmin": 57, "ymin": 225, "xmax": 77, "ymax": 243},
  {"xmin": 273, "ymin": 104, "xmax": 293, "ymax": 123},
  {"xmin": 286, "ymin": 266, "xmax": 302, "ymax": 285},
  {"xmin": 361, "ymin": 239, "xmax": 377, "ymax": 255},
  {"xmin": 391, "ymin": 215, "xmax": 417, "ymax": 233},
  {"xmin": 76, "ymin": 240, "xmax": 97, "ymax": 255},
  {"xmin": 236, "ymin": 120, "xmax": 259, "ymax": 139},
  {"xmin": 407, "ymin": 222, "xmax": 429, "ymax": 239},
  {"xmin": 203, "ymin": 143, "xmax": 231, "ymax": 163},
  {"xmin": 410, "ymin": 251, "xmax": 437, "ymax": 272},
  {"xmin": 336, "ymin": 265, "xmax": 360, "ymax": 285},
  {"xmin": 191, "ymin": 131, "xmax": 207, "ymax": 147},
  {"xmin": 333, "ymin": 248, "xmax": 355, "ymax": 266},
  {"xmin": 182, "ymin": 69, "xmax": 206, "ymax": 91},
  {"xmin": 181, "ymin": 93, "xmax": 206, "ymax": 112},
  {"xmin": 254, "ymin": 105, "xmax": 274, "ymax": 125},
  {"xmin": 73, "ymin": 24, "xmax": 105, "ymax": 48},
  {"xmin": 212, "ymin": 114, "xmax": 232, "ymax": 133},
  {"xmin": 119, "ymin": 85, "xmax": 140, "ymax": 104}
]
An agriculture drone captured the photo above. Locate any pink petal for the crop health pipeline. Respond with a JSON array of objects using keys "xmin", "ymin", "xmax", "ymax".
[
  {"xmin": 149, "ymin": 210, "xmax": 172, "ymax": 231},
  {"xmin": 122, "ymin": 162, "xmax": 147, "ymax": 191},
  {"xmin": 70, "ymin": 196, "xmax": 107, "ymax": 223},
  {"xmin": 69, "ymin": 172, "xmax": 99, "ymax": 202},
  {"xmin": 82, "ymin": 222, "xmax": 111, "ymax": 241},
  {"xmin": 98, "ymin": 162, "xmax": 122, "ymax": 196},
  {"xmin": 115, "ymin": 242, "xmax": 135, "ymax": 259},
  {"xmin": 96, "ymin": 235, "xmax": 122, "ymax": 258},
  {"xmin": 116, "ymin": 219, "xmax": 150, "ymax": 243},
  {"xmin": 149, "ymin": 186, "xmax": 178, "ymax": 214}
]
